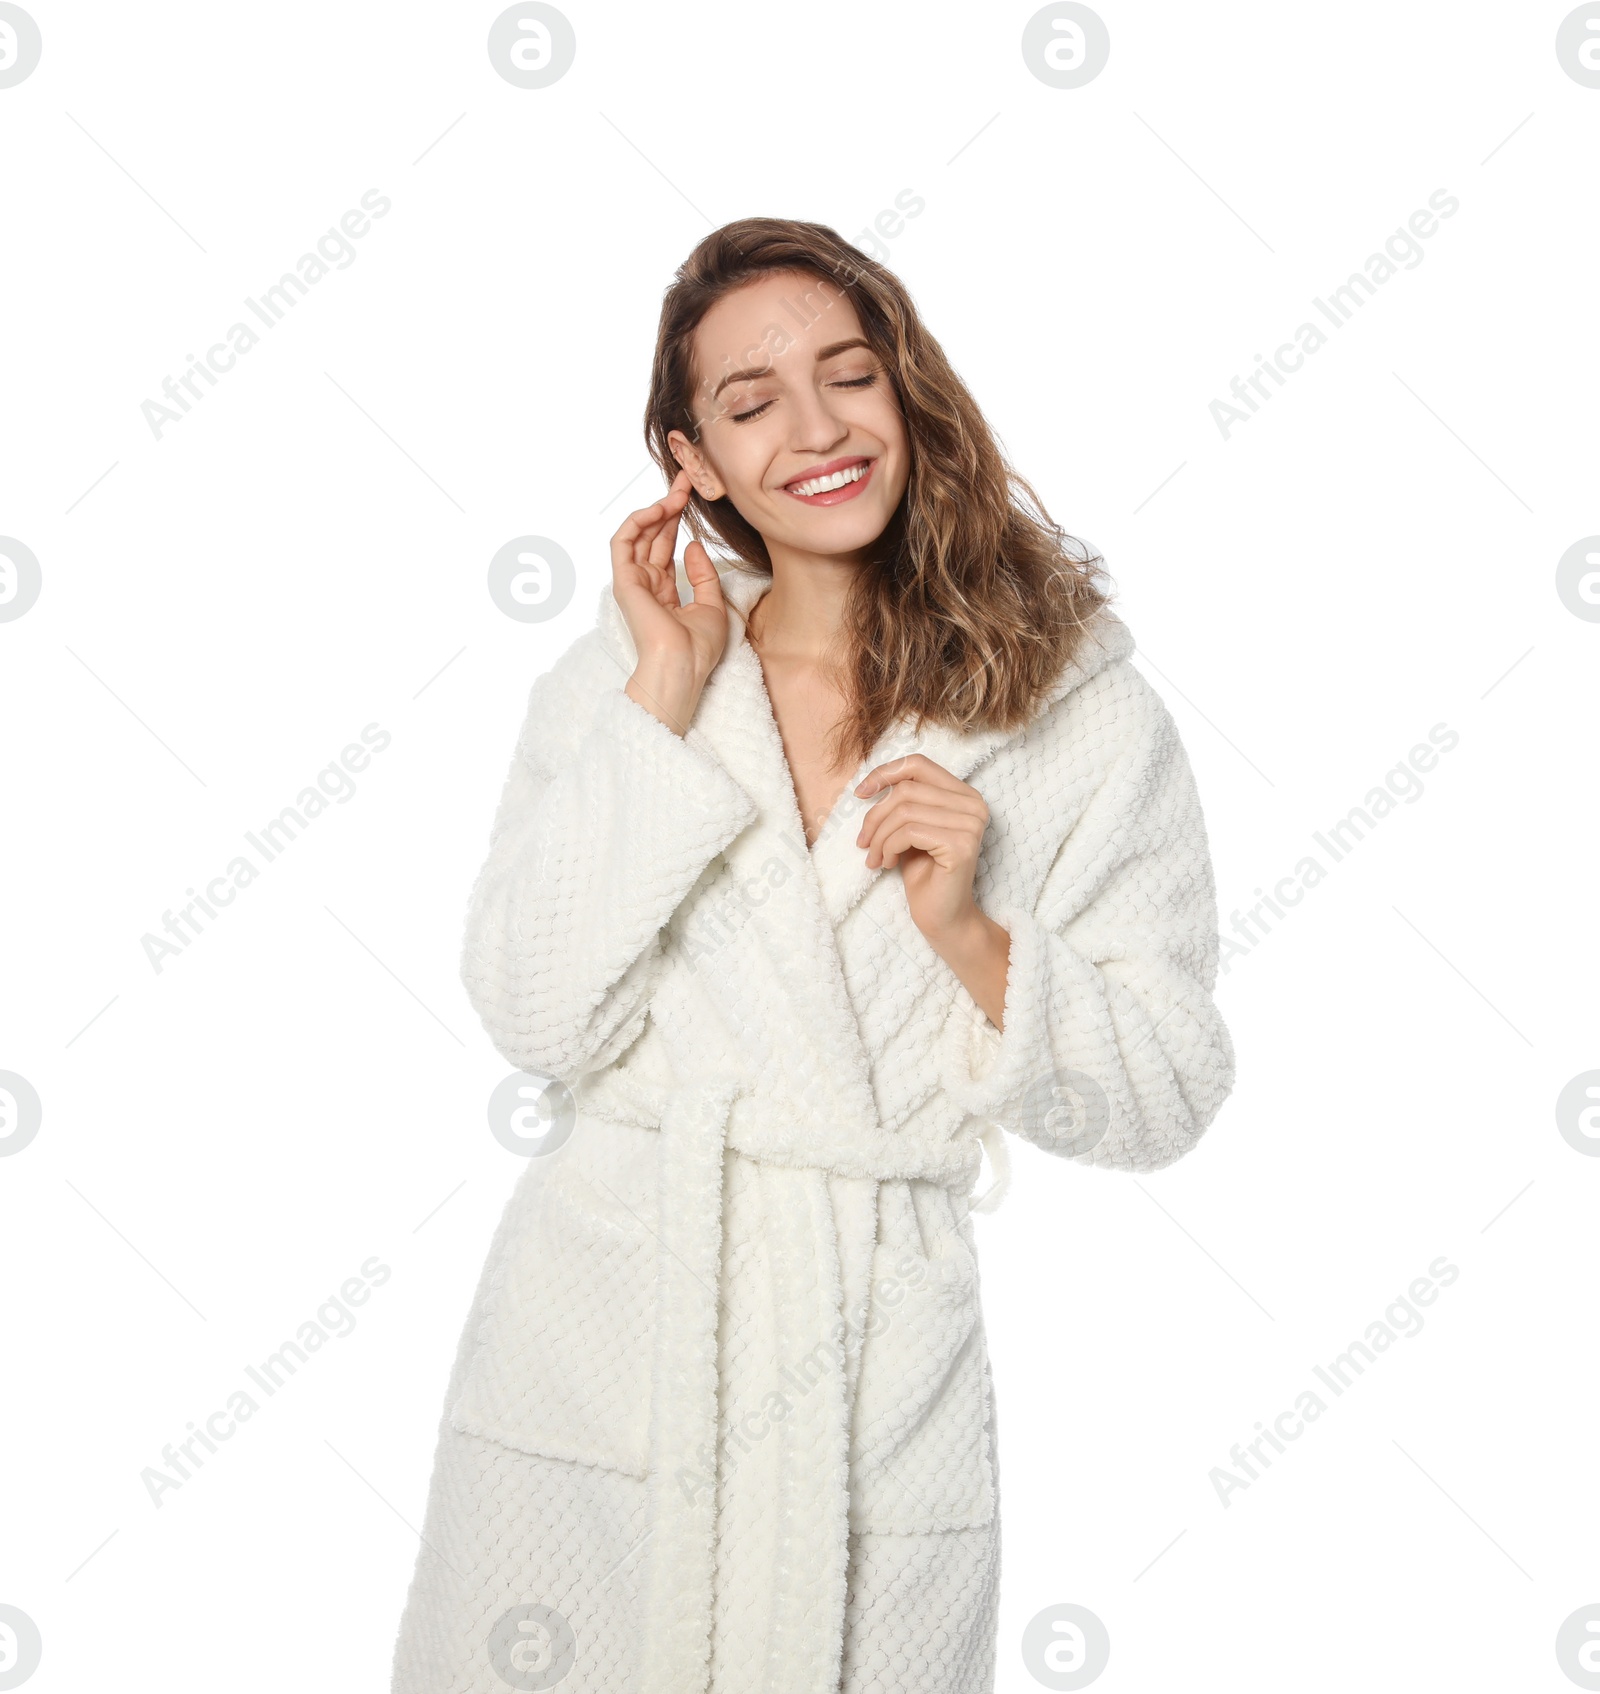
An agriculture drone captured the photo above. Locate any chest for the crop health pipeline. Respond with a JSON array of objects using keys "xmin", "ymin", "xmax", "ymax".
[{"xmin": 754, "ymin": 650, "xmax": 859, "ymax": 848}]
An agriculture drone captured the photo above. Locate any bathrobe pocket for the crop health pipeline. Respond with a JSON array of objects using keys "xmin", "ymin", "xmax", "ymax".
[
  {"xmin": 449, "ymin": 1123, "xmax": 658, "ymax": 1477},
  {"xmin": 846, "ymin": 1184, "xmax": 996, "ymax": 1534}
]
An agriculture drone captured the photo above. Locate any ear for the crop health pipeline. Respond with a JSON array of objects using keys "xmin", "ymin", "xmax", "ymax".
[{"xmin": 667, "ymin": 428, "xmax": 727, "ymax": 501}]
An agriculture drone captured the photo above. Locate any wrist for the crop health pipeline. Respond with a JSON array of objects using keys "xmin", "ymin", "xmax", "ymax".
[
  {"xmin": 921, "ymin": 900, "xmax": 999, "ymax": 959},
  {"xmin": 626, "ymin": 657, "xmax": 701, "ymax": 736},
  {"xmin": 923, "ymin": 900, "xmax": 1011, "ymax": 1031}
]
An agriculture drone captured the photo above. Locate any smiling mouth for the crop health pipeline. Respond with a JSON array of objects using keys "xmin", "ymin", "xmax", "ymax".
[{"xmin": 782, "ymin": 457, "xmax": 875, "ymax": 505}]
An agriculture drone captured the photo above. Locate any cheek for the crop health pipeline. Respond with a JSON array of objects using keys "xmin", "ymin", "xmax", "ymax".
[
  {"xmin": 860, "ymin": 391, "xmax": 909, "ymax": 461},
  {"xmin": 867, "ymin": 403, "xmax": 911, "ymax": 497},
  {"xmin": 703, "ymin": 426, "xmax": 775, "ymax": 498}
]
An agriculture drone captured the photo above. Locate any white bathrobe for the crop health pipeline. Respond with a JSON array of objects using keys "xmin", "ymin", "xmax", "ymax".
[{"xmin": 390, "ymin": 566, "xmax": 1235, "ymax": 1694}]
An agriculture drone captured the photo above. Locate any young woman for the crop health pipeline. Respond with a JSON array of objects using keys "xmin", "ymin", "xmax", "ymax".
[{"xmin": 391, "ymin": 219, "xmax": 1235, "ymax": 1694}]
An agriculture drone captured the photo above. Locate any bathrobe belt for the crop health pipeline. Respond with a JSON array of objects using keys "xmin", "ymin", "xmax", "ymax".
[{"xmin": 632, "ymin": 1079, "xmax": 1010, "ymax": 1694}]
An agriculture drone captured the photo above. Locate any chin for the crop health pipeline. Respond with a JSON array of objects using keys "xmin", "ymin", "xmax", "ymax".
[{"xmin": 781, "ymin": 502, "xmax": 896, "ymax": 558}]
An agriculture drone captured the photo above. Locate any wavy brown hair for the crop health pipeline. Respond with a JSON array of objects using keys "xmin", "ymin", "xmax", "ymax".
[{"xmin": 644, "ymin": 217, "xmax": 1112, "ymax": 769}]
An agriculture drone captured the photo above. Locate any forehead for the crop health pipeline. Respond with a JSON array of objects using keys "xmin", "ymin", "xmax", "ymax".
[{"xmin": 690, "ymin": 269, "xmax": 868, "ymax": 387}]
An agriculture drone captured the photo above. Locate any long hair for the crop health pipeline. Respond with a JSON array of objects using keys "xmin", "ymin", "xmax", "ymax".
[{"xmin": 644, "ymin": 217, "xmax": 1112, "ymax": 769}]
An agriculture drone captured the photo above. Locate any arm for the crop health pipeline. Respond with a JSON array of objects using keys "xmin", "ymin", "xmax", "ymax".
[
  {"xmin": 460, "ymin": 650, "xmax": 757, "ymax": 1081},
  {"xmin": 936, "ymin": 665, "xmax": 1235, "ymax": 1173},
  {"xmin": 921, "ymin": 906, "xmax": 1011, "ymax": 1031}
]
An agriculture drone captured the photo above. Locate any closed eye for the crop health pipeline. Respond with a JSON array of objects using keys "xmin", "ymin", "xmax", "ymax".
[{"xmin": 730, "ymin": 370, "xmax": 878, "ymax": 424}]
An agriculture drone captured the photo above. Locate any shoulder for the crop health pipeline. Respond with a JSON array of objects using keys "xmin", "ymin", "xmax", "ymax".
[
  {"xmin": 546, "ymin": 576, "xmax": 638, "ymax": 690},
  {"xmin": 1005, "ymin": 611, "xmax": 1206, "ymax": 851},
  {"xmin": 505, "ymin": 583, "xmax": 629, "ymax": 764},
  {"xmin": 1027, "ymin": 605, "xmax": 1170, "ymax": 762},
  {"xmin": 1002, "ymin": 621, "xmax": 1211, "ymax": 890}
]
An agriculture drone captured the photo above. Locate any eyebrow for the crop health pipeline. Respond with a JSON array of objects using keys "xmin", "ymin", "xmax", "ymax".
[{"xmin": 709, "ymin": 337, "xmax": 875, "ymax": 402}]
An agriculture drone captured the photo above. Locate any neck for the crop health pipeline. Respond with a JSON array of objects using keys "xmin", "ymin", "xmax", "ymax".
[{"xmin": 748, "ymin": 542, "xmax": 863, "ymax": 663}]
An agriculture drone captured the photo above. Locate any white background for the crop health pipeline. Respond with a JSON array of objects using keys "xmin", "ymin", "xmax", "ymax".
[{"xmin": 2, "ymin": 2, "xmax": 1597, "ymax": 1690}]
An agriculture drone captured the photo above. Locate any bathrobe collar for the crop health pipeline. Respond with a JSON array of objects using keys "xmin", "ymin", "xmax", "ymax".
[{"xmin": 596, "ymin": 564, "xmax": 1134, "ymax": 910}]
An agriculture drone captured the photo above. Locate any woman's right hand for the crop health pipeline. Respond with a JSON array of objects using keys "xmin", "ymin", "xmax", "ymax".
[{"xmin": 612, "ymin": 468, "xmax": 729, "ymax": 737}]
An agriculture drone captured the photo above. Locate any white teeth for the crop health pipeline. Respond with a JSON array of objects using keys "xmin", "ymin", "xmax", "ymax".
[{"xmin": 790, "ymin": 462, "xmax": 868, "ymax": 497}]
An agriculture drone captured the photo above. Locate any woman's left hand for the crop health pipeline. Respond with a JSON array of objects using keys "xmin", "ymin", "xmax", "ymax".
[
  {"xmin": 856, "ymin": 753, "xmax": 1012, "ymax": 1028},
  {"xmin": 854, "ymin": 754, "xmax": 991, "ymax": 940}
]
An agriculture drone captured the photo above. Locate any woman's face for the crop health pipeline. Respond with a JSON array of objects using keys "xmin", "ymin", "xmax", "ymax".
[{"xmin": 667, "ymin": 270, "xmax": 911, "ymax": 563}]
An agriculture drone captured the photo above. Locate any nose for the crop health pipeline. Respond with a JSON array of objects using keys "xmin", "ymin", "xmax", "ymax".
[{"xmin": 786, "ymin": 381, "xmax": 849, "ymax": 458}]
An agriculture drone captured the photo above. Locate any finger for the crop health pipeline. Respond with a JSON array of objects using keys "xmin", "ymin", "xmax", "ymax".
[
  {"xmin": 861, "ymin": 800, "xmax": 984, "ymax": 866},
  {"xmin": 613, "ymin": 475, "xmax": 692, "ymax": 555},
  {"xmin": 615, "ymin": 489, "xmax": 693, "ymax": 602},
  {"xmin": 683, "ymin": 538, "xmax": 724, "ymax": 601},
  {"xmin": 612, "ymin": 494, "xmax": 672, "ymax": 544},
  {"xmin": 866, "ymin": 802, "xmax": 982, "ymax": 867},
  {"xmin": 868, "ymin": 811, "xmax": 980, "ymax": 870},
  {"xmin": 855, "ymin": 783, "xmax": 915, "ymax": 849},
  {"xmin": 857, "ymin": 784, "xmax": 983, "ymax": 845},
  {"xmin": 861, "ymin": 799, "xmax": 981, "ymax": 848},
  {"xmin": 644, "ymin": 480, "xmax": 698, "ymax": 597},
  {"xmin": 647, "ymin": 492, "xmax": 685, "ymax": 573},
  {"xmin": 611, "ymin": 529, "xmax": 673, "ymax": 612},
  {"xmin": 611, "ymin": 506, "xmax": 668, "ymax": 583},
  {"xmin": 856, "ymin": 753, "xmax": 965, "ymax": 796}
]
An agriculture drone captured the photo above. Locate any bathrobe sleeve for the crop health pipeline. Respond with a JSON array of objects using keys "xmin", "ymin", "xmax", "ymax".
[
  {"xmin": 937, "ymin": 662, "xmax": 1235, "ymax": 1173},
  {"xmin": 461, "ymin": 652, "xmax": 759, "ymax": 1080}
]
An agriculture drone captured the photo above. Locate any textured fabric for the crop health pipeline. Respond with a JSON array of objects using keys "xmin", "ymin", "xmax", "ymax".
[{"xmin": 391, "ymin": 568, "xmax": 1235, "ymax": 1693}]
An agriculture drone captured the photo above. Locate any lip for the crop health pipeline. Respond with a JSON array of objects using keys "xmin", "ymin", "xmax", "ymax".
[{"xmin": 780, "ymin": 455, "xmax": 876, "ymax": 506}]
